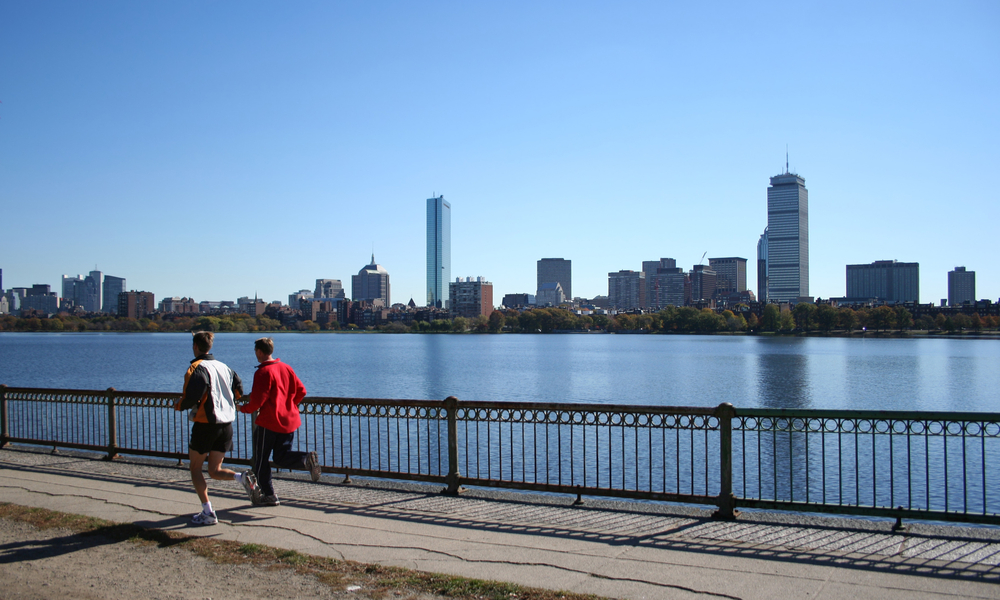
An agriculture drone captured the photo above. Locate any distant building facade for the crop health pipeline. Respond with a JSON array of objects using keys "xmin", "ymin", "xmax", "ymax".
[
  {"xmin": 352, "ymin": 254, "xmax": 390, "ymax": 307},
  {"xmin": 690, "ymin": 264, "xmax": 718, "ymax": 303},
  {"xmin": 537, "ymin": 258, "xmax": 572, "ymax": 302},
  {"xmin": 647, "ymin": 267, "xmax": 687, "ymax": 309},
  {"xmin": 766, "ymin": 169, "xmax": 809, "ymax": 302},
  {"xmin": 314, "ymin": 279, "xmax": 345, "ymax": 300},
  {"xmin": 22, "ymin": 284, "xmax": 59, "ymax": 314},
  {"xmin": 846, "ymin": 260, "xmax": 920, "ymax": 303},
  {"xmin": 61, "ymin": 274, "xmax": 86, "ymax": 309},
  {"xmin": 643, "ymin": 258, "xmax": 676, "ymax": 308},
  {"xmin": 102, "ymin": 275, "xmax": 126, "ymax": 313},
  {"xmin": 82, "ymin": 270, "xmax": 103, "ymax": 313},
  {"xmin": 608, "ymin": 270, "xmax": 644, "ymax": 310},
  {"xmin": 118, "ymin": 291, "xmax": 155, "ymax": 319},
  {"xmin": 501, "ymin": 293, "xmax": 534, "ymax": 308},
  {"xmin": 289, "ymin": 289, "xmax": 313, "ymax": 308},
  {"xmin": 757, "ymin": 228, "xmax": 768, "ymax": 303},
  {"xmin": 449, "ymin": 277, "xmax": 493, "ymax": 319},
  {"xmin": 426, "ymin": 195, "xmax": 451, "ymax": 308},
  {"xmin": 536, "ymin": 282, "xmax": 566, "ymax": 306},
  {"xmin": 708, "ymin": 257, "xmax": 747, "ymax": 296},
  {"xmin": 948, "ymin": 267, "xmax": 976, "ymax": 306},
  {"xmin": 159, "ymin": 297, "xmax": 199, "ymax": 313}
]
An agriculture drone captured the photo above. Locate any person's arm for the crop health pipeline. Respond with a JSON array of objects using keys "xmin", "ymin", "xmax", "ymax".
[
  {"xmin": 175, "ymin": 363, "xmax": 208, "ymax": 411},
  {"xmin": 231, "ymin": 370, "xmax": 244, "ymax": 401},
  {"xmin": 238, "ymin": 368, "xmax": 267, "ymax": 414},
  {"xmin": 291, "ymin": 370, "xmax": 307, "ymax": 405}
]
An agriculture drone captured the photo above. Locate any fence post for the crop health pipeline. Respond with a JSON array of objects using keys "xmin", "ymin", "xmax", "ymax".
[
  {"xmin": 0, "ymin": 385, "xmax": 8, "ymax": 449},
  {"xmin": 444, "ymin": 396, "xmax": 463, "ymax": 495},
  {"xmin": 712, "ymin": 402, "xmax": 737, "ymax": 520},
  {"xmin": 106, "ymin": 387, "xmax": 119, "ymax": 461}
]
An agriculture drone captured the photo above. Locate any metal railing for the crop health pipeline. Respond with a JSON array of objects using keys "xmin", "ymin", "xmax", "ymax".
[{"xmin": 2, "ymin": 385, "xmax": 999, "ymax": 526}]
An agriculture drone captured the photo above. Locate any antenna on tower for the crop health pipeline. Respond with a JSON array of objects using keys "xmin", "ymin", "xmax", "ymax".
[{"xmin": 785, "ymin": 145, "xmax": 789, "ymax": 174}]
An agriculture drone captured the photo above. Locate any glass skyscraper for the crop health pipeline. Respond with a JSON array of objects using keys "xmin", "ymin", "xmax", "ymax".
[
  {"xmin": 766, "ymin": 170, "xmax": 808, "ymax": 303},
  {"xmin": 426, "ymin": 195, "xmax": 451, "ymax": 308}
]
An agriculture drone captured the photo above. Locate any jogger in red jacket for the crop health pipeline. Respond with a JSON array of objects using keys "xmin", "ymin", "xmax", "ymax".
[{"xmin": 239, "ymin": 337, "xmax": 321, "ymax": 505}]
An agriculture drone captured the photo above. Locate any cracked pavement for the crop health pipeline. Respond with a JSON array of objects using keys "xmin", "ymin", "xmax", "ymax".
[{"xmin": 2, "ymin": 445, "xmax": 999, "ymax": 599}]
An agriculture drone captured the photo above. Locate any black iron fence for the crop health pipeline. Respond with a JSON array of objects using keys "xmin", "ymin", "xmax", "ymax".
[{"xmin": 2, "ymin": 385, "xmax": 998, "ymax": 526}]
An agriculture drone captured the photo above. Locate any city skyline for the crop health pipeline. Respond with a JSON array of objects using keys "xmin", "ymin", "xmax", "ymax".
[{"xmin": 2, "ymin": 3, "xmax": 997, "ymax": 304}]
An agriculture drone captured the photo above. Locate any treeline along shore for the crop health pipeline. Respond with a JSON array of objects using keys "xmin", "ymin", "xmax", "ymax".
[{"xmin": 2, "ymin": 304, "xmax": 999, "ymax": 335}]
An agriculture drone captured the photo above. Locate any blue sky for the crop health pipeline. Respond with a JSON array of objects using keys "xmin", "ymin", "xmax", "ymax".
[{"xmin": 2, "ymin": 2, "xmax": 997, "ymax": 306}]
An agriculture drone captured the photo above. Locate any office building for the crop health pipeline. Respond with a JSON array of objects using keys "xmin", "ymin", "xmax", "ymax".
[
  {"xmin": 648, "ymin": 267, "xmax": 687, "ymax": 309},
  {"xmin": 426, "ymin": 195, "xmax": 451, "ymax": 308},
  {"xmin": 314, "ymin": 279, "xmax": 345, "ymax": 299},
  {"xmin": 536, "ymin": 282, "xmax": 566, "ymax": 306},
  {"xmin": 159, "ymin": 297, "xmax": 198, "ymax": 313},
  {"xmin": 948, "ymin": 267, "xmax": 976, "ymax": 306},
  {"xmin": 352, "ymin": 254, "xmax": 391, "ymax": 307},
  {"xmin": 83, "ymin": 270, "xmax": 103, "ymax": 313},
  {"xmin": 289, "ymin": 289, "xmax": 313, "ymax": 308},
  {"xmin": 22, "ymin": 285, "xmax": 59, "ymax": 314},
  {"xmin": 449, "ymin": 277, "xmax": 494, "ymax": 319},
  {"xmin": 690, "ymin": 265, "xmax": 718, "ymax": 303},
  {"xmin": 61, "ymin": 275, "xmax": 86, "ymax": 308},
  {"xmin": 117, "ymin": 291, "xmax": 155, "ymax": 319},
  {"xmin": 608, "ymin": 270, "xmax": 645, "ymax": 310},
  {"xmin": 766, "ymin": 167, "xmax": 809, "ymax": 302},
  {"xmin": 102, "ymin": 275, "xmax": 126, "ymax": 313},
  {"xmin": 757, "ymin": 228, "xmax": 768, "ymax": 303},
  {"xmin": 643, "ymin": 259, "xmax": 676, "ymax": 308},
  {"xmin": 537, "ymin": 258, "xmax": 572, "ymax": 301},
  {"xmin": 501, "ymin": 293, "xmax": 534, "ymax": 308},
  {"xmin": 846, "ymin": 260, "xmax": 920, "ymax": 303},
  {"xmin": 708, "ymin": 257, "xmax": 747, "ymax": 296}
]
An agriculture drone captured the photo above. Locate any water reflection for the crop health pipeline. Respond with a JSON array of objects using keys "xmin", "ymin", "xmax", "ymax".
[{"xmin": 753, "ymin": 339, "xmax": 812, "ymax": 409}]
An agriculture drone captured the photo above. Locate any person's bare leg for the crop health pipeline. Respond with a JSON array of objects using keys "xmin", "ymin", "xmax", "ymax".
[
  {"xmin": 207, "ymin": 450, "xmax": 236, "ymax": 482},
  {"xmin": 189, "ymin": 449, "xmax": 210, "ymax": 504}
]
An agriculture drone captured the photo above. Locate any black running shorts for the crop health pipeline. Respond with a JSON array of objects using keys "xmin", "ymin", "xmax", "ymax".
[{"xmin": 189, "ymin": 422, "xmax": 234, "ymax": 455}]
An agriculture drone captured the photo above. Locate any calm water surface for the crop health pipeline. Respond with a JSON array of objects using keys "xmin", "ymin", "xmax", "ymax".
[{"xmin": 1, "ymin": 332, "xmax": 998, "ymax": 412}]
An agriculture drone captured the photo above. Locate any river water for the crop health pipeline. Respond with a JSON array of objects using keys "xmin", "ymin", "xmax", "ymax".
[{"xmin": 2, "ymin": 332, "xmax": 997, "ymax": 413}]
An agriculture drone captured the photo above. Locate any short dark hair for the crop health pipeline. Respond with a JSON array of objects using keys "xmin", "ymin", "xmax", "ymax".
[
  {"xmin": 193, "ymin": 331, "xmax": 214, "ymax": 354},
  {"xmin": 254, "ymin": 337, "xmax": 274, "ymax": 356}
]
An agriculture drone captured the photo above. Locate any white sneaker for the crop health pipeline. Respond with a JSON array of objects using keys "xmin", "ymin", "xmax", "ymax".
[
  {"xmin": 306, "ymin": 451, "xmax": 321, "ymax": 482},
  {"xmin": 191, "ymin": 511, "xmax": 218, "ymax": 526},
  {"xmin": 241, "ymin": 470, "xmax": 261, "ymax": 505}
]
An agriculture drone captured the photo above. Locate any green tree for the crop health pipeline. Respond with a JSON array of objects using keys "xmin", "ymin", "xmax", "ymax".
[
  {"xmin": 761, "ymin": 304, "xmax": 780, "ymax": 332},
  {"xmin": 747, "ymin": 312, "xmax": 759, "ymax": 331},
  {"xmin": 488, "ymin": 310, "xmax": 505, "ymax": 333},
  {"xmin": 695, "ymin": 308, "xmax": 724, "ymax": 332},
  {"xmin": 953, "ymin": 313, "xmax": 972, "ymax": 330},
  {"xmin": 868, "ymin": 306, "xmax": 896, "ymax": 331},
  {"xmin": 792, "ymin": 303, "xmax": 815, "ymax": 331},
  {"xmin": 778, "ymin": 308, "xmax": 795, "ymax": 332},
  {"xmin": 815, "ymin": 304, "xmax": 838, "ymax": 331},
  {"xmin": 451, "ymin": 316, "xmax": 469, "ymax": 332},
  {"xmin": 894, "ymin": 306, "xmax": 913, "ymax": 331},
  {"xmin": 195, "ymin": 316, "xmax": 221, "ymax": 331},
  {"xmin": 838, "ymin": 308, "xmax": 858, "ymax": 332}
]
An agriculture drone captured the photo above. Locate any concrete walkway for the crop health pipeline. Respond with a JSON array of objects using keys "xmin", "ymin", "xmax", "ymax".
[{"xmin": 1, "ymin": 445, "xmax": 998, "ymax": 600}]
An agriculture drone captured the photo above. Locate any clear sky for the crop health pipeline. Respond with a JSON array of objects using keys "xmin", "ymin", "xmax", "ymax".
[{"xmin": 2, "ymin": 2, "xmax": 997, "ymax": 306}]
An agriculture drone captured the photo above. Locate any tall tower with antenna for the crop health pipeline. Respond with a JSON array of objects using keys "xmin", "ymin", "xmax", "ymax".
[{"xmin": 766, "ymin": 152, "xmax": 809, "ymax": 303}]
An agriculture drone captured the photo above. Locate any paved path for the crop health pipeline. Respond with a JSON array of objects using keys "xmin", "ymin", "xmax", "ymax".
[{"xmin": 1, "ymin": 445, "xmax": 999, "ymax": 599}]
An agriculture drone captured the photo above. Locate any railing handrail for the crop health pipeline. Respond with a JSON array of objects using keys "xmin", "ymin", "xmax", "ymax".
[
  {"xmin": 4, "ymin": 385, "xmax": 1000, "ymax": 526},
  {"xmin": 738, "ymin": 407, "xmax": 1000, "ymax": 422}
]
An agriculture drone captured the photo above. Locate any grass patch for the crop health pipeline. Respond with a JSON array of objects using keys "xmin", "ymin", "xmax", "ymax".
[{"xmin": 0, "ymin": 502, "xmax": 604, "ymax": 600}]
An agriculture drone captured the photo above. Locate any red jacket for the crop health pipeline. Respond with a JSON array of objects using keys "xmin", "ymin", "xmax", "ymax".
[{"xmin": 239, "ymin": 359, "xmax": 306, "ymax": 433}]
